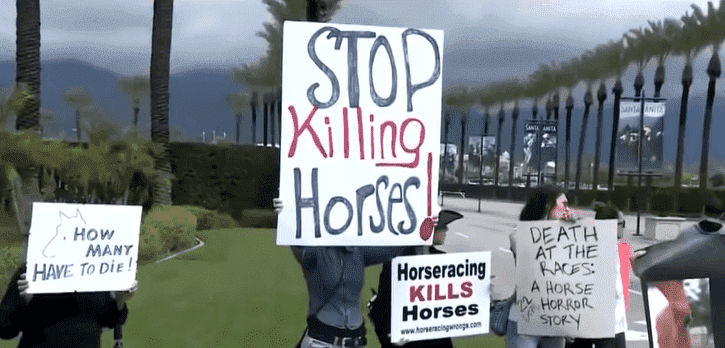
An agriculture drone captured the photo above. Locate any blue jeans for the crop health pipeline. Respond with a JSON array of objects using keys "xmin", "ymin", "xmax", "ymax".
[{"xmin": 505, "ymin": 320, "xmax": 565, "ymax": 348}]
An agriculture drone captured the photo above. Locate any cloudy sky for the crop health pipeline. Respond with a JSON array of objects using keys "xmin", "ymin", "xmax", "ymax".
[{"xmin": 0, "ymin": 0, "xmax": 716, "ymax": 89}]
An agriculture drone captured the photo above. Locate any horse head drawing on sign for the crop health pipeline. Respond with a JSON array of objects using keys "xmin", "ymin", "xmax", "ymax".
[{"xmin": 43, "ymin": 209, "xmax": 86, "ymax": 258}]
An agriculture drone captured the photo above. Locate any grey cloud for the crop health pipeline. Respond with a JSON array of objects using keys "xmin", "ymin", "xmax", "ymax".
[{"xmin": 42, "ymin": 3, "xmax": 152, "ymax": 33}]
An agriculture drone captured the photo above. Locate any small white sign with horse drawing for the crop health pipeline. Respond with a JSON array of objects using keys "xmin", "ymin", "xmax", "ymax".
[{"xmin": 26, "ymin": 202, "xmax": 142, "ymax": 293}]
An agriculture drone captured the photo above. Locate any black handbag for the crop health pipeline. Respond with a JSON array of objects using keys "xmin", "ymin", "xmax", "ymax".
[{"xmin": 489, "ymin": 298, "xmax": 513, "ymax": 336}]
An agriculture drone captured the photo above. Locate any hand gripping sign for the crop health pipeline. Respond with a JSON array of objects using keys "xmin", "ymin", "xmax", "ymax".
[
  {"xmin": 391, "ymin": 251, "xmax": 491, "ymax": 342},
  {"xmin": 26, "ymin": 202, "xmax": 142, "ymax": 293},
  {"xmin": 276, "ymin": 21, "xmax": 444, "ymax": 246}
]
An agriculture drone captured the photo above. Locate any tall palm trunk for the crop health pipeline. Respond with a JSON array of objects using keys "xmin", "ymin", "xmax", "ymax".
[
  {"xmin": 592, "ymin": 83, "xmax": 606, "ymax": 194},
  {"xmin": 270, "ymin": 93, "xmax": 276, "ymax": 147},
  {"xmin": 235, "ymin": 113, "xmax": 241, "ymax": 144},
  {"xmin": 508, "ymin": 105, "xmax": 519, "ymax": 197},
  {"xmin": 14, "ymin": 0, "xmax": 42, "ymax": 235},
  {"xmin": 458, "ymin": 114, "xmax": 466, "ymax": 184},
  {"xmin": 564, "ymin": 95, "xmax": 573, "ymax": 190},
  {"xmin": 545, "ymin": 99, "xmax": 552, "ymax": 120},
  {"xmin": 150, "ymin": 0, "xmax": 174, "ymax": 206},
  {"xmin": 263, "ymin": 93, "xmax": 269, "ymax": 147},
  {"xmin": 634, "ymin": 72, "xmax": 645, "ymax": 97},
  {"xmin": 608, "ymin": 79, "xmax": 623, "ymax": 196},
  {"xmin": 699, "ymin": 52, "xmax": 721, "ymax": 195},
  {"xmin": 75, "ymin": 109, "xmax": 81, "ymax": 141},
  {"xmin": 15, "ymin": 0, "xmax": 40, "ymax": 132},
  {"xmin": 674, "ymin": 65, "xmax": 693, "ymax": 192},
  {"xmin": 251, "ymin": 91, "xmax": 258, "ymax": 144},
  {"xmin": 654, "ymin": 66, "xmax": 665, "ymax": 98},
  {"xmin": 575, "ymin": 91, "xmax": 593, "ymax": 194},
  {"xmin": 494, "ymin": 108, "xmax": 504, "ymax": 190}
]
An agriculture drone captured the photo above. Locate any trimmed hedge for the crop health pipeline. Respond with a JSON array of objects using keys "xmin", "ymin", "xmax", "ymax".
[
  {"xmin": 139, "ymin": 205, "xmax": 197, "ymax": 261},
  {"xmin": 181, "ymin": 205, "xmax": 240, "ymax": 231},
  {"xmin": 170, "ymin": 143, "xmax": 279, "ymax": 224}
]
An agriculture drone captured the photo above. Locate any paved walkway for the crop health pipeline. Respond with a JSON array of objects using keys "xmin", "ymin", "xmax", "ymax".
[{"xmin": 436, "ymin": 196, "xmax": 698, "ymax": 347}]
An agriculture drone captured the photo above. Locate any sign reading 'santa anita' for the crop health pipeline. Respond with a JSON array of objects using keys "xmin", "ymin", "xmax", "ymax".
[{"xmin": 277, "ymin": 21, "xmax": 444, "ymax": 246}]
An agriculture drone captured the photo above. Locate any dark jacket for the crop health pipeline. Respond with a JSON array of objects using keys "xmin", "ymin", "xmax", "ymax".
[
  {"xmin": 370, "ymin": 246, "xmax": 454, "ymax": 348},
  {"xmin": 291, "ymin": 246, "xmax": 407, "ymax": 330},
  {"xmin": 0, "ymin": 265, "xmax": 128, "ymax": 348}
]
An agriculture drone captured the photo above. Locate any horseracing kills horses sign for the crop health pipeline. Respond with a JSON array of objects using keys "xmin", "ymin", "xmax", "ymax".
[{"xmin": 276, "ymin": 21, "xmax": 444, "ymax": 246}]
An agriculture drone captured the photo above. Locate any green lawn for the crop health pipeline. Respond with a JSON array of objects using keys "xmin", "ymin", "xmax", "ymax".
[{"xmin": 0, "ymin": 227, "xmax": 504, "ymax": 347}]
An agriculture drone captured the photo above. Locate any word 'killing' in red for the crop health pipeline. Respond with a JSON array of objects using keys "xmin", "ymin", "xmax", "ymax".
[{"xmin": 287, "ymin": 105, "xmax": 426, "ymax": 168}]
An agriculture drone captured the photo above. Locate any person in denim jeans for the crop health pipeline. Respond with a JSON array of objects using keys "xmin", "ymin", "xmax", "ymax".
[
  {"xmin": 506, "ymin": 186, "xmax": 570, "ymax": 348},
  {"xmin": 275, "ymin": 199, "xmax": 410, "ymax": 348}
]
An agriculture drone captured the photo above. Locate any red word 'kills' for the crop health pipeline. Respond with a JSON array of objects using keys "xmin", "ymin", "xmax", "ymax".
[
  {"xmin": 287, "ymin": 105, "xmax": 426, "ymax": 168},
  {"xmin": 409, "ymin": 282, "xmax": 474, "ymax": 303}
]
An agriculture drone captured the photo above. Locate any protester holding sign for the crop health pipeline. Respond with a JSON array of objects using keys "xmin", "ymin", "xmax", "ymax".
[
  {"xmin": 506, "ymin": 186, "xmax": 570, "ymax": 348},
  {"xmin": 0, "ymin": 234, "xmax": 136, "ymax": 348},
  {"xmin": 275, "ymin": 199, "xmax": 408, "ymax": 348},
  {"xmin": 368, "ymin": 209, "xmax": 463, "ymax": 347},
  {"xmin": 565, "ymin": 202, "xmax": 627, "ymax": 348},
  {"xmin": 274, "ymin": 19, "xmax": 445, "ymax": 348}
]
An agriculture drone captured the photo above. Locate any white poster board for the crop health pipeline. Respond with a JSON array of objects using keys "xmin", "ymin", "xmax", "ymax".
[
  {"xmin": 515, "ymin": 219, "xmax": 617, "ymax": 338},
  {"xmin": 277, "ymin": 21, "xmax": 444, "ymax": 246},
  {"xmin": 26, "ymin": 202, "xmax": 142, "ymax": 294},
  {"xmin": 391, "ymin": 251, "xmax": 490, "ymax": 342}
]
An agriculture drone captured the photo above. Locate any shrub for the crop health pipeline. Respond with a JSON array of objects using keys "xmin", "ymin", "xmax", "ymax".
[
  {"xmin": 142, "ymin": 205, "xmax": 197, "ymax": 256},
  {"xmin": 181, "ymin": 206, "xmax": 240, "ymax": 231},
  {"xmin": 138, "ymin": 224, "xmax": 164, "ymax": 262},
  {"xmin": 0, "ymin": 244, "xmax": 23, "ymax": 295}
]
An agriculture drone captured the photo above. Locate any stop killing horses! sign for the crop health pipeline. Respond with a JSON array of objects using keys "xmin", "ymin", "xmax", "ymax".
[{"xmin": 276, "ymin": 21, "xmax": 444, "ymax": 246}]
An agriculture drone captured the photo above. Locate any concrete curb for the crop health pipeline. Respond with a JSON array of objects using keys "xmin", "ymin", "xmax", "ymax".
[{"xmin": 155, "ymin": 237, "xmax": 205, "ymax": 264}]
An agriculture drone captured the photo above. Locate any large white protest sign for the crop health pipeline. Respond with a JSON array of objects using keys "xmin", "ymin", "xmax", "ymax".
[
  {"xmin": 390, "ymin": 251, "xmax": 490, "ymax": 342},
  {"xmin": 515, "ymin": 219, "xmax": 617, "ymax": 338},
  {"xmin": 277, "ymin": 21, "xmax": 444, "ymax": 246},
  {"xmin": 26, "ymin": 203, "xmax": 142, "ymax": 293}
]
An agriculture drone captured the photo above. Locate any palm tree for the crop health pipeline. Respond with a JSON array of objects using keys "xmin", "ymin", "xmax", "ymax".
[
  {"xmin": 232, "ymin": 0, "xmax": 343, "ymax": 88},
  {"xmin": 149, "ymin": 0, "xmax": 174, "ymax": 206},
  {"xmin": 575, "ymin": 50, "xmax": 599, "ymax": 195},
  {"xmin": 15, "ymin": 0, "xmax": 40, "ymax": 133},
  {"xmin": 445, "ymin": 86, "xmax": 473, "ymax": 184},
  {"xmin": 648, "ymin": 19, "xmax": 680, "ymax": 97},
  {"xmin": 13, "ymin": 0, "xmax": 42, "ymax": 235},
  {"xmin": 529, "ymin": 64, "xmax": 558, "ymax": 184},
  {"xmin": 494, "ymin": 104, "xmax": 505, "ymax": 190},
  {"xmin": 250, "ymin": 91, "xmax": 258, "ymax": 144},
  {"xmin": 691, "ymin": 2, "xmax": 725, "ymax": 194},
  {"xmin": 63, "ymin": 88, "xmax": 93, "ymax": 142},
  {"xmin": 508, "ymin": 98, "xmax": 520, "ymax": 195},
  {"xmin": 592, "ymin": 82, "xmax": 607, "ymax": 194},
  {"xmin": 118, "ymin": 75, "xmax": 150, "ymax": 129},
  {"xmin": 622, "ymin": 28, "xmax": 654, "ymax": 189},
  {"xmin": 624, "ymin": 27, "xmax": 655, "ymax": 97},
  {"xmin": 556, "ymin": 57, "xmax": 581, "ymax": 190},
  {"xmin": 575, "ymin": 86, "xmax": 593, "ymax": 194},
  {"xmin": 263, "ymin": 92, "xmax": 270, "ymax": 147},
  {"xmin": 673, "ymin": 11, "xmax": 707, "ymax": 194},
  {"xmin": 226, "ymin": 93, "xmax": 249, "ymax": 144},
  {"xmin": 599, "ymin": 39, "xmax": 628, "ymax": 195}
]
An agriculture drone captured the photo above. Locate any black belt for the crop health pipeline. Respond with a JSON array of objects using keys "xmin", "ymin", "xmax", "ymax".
[{"xmin": 307, "ymin": 316, "xmax": 367, "ymax": 347}]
